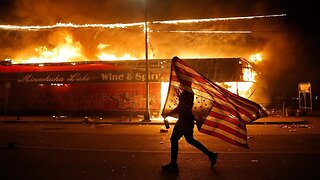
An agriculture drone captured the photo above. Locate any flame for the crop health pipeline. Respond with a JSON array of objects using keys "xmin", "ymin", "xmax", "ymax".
[
  {"xmin": 0, "ymin": 22, "xmax": 144, "ymax": 31},
  {"xmin": 213, "ymin": 53, "xmax": 264, "ymax": 98},
  {"xmin": 96, "ymin": 43, "xmax": 141, "ymax": 61},
  {"xmin": 160, "ymin": 82, "xmax": 170, "ymax": 110},
  {"xmin": 13, "ymin": 33, "xmax": 144, "ymax": 63},
  {"xmin": 3, "ymin": 14, "xmax": 267, "ymax": 101},
  {"xmin": 218, "ymin": 82, "xmax": 253, "ymax": 98},
  {"xmin": 157, "ymin": 30, "xmax": 252, "ymax": 34},
  {"xmin": 242, "ymin": 65, "xmax": 256, "ymax": 82},
  {"xmin": 153, "ymin": 14, "xmax": 286, "ymax": 24},
  {"xmin": 0, "ymin": 14, "xmax": 286, "ymax": 31},
  {"xmin": 249, "ymin": 53, "xmax": 263, "ymax": 64},
  {"xmin": 97, "ymin": 53, "xmax": 138, "ymax": 61},
  {"xmin": 16, "ymin": 32, "xmax": 84, "ymax": 63}
]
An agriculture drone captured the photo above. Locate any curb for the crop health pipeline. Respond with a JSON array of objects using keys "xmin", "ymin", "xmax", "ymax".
[
  {"xmin": 250, "ymin": 120, "xmax": 308, "ymax": 125},
  {"xmin": 0, "ymin": 119, "xmax": 308, "ymax": 125}
]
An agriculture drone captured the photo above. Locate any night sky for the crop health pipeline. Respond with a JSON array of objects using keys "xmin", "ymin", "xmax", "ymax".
[{"xmin": 0, "ymin": 0, "xmax": 319, "ymax": 105}]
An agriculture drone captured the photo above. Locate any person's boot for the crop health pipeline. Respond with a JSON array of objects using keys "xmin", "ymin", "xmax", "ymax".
[
  {"xmin": 208, "ymin": 151, "xmax": 218, "ymax": 168},
  {"xmin": 161, "ymin": 162, "xmax": 179, "ymax": 172}
]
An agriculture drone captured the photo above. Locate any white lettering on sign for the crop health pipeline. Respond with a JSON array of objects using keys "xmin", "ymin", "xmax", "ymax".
[
  {"xmin": 135, "ymin": 73, "xmax": 162, "ymax": 81},
  {"xmin": 17, "ymin": 73, "xmax": 90, "ymax": 83},
  {"xmin": 67, "ymin": 73, "xmax": 90, "ymax": 82},
  {"xmin": 101, "ymin": 73, "xmax": 125, "ymax": 81},
  {"xmin": 18, "ymin": 74, "xmax": 64, "ymax": 83}
]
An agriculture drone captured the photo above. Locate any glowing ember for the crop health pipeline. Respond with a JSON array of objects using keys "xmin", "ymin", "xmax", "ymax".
[
  {"xmin": 157, "ymin": 30, "xmax": 252, "ymax": 34},
  {"xmin": 0, "ymin": 22, "xmax": 144, "ymax": 31},
  {"xmin": 153, "ymin": 14, "xmax": 286, "ymax": 24},
  {"xmin": 249, "ymin": 53, "xmax": 263, "ymax": 64},
  {"xmin": 0, "ymin": 14, "xmax": 286, "ymax": 31}
]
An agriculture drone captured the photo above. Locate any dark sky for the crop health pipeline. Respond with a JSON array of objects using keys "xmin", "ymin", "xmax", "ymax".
[{"xmin": 0, "ymin": 0, "xmax": 319, "ymax": 102}]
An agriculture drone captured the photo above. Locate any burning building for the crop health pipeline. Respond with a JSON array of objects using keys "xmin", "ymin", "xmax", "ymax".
[
  {"xmin": 0, "ymin": 57, "xmax": 257, "ymax": 118},
  {"xmin": 0, "ymin": 12, "xmax": 277, "ymax": 118}
]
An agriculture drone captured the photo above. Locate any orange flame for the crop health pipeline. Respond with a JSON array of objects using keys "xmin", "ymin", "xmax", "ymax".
[
  {"xmin": 13, "ymin": 32, "xmax": 145, "ymax": 64},
  {"xmin": 96, "ymin": 43, "xmax": 141, "ymax": 61},
  {"xmin": 16, "ymin": 32, "xmax": 84, "ymax": 64},
  {"xmin": 249, "ymin": 53, "xmax": 263, "ymax": 64},
  {"xmin": 9, "ymin": 27, "xmax": 263, "ymax": 100}
]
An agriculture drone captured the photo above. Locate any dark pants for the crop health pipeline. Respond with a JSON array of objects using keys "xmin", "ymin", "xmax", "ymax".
[{"xmin": 170, "ymin": 120, "xmax": 210, "ymax": 164}]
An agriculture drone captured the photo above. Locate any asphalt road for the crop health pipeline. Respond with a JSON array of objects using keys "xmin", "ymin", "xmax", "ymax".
[{"xmin": 1, "ymin": 117, "xmax": 320, "ymax": 180}]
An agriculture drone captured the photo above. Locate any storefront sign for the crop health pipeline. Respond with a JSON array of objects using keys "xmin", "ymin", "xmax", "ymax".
[
  {"xmin": 298, "ymin": 82, "xmax": 311, "ymax": 93},
  {"xmin": 2, "ymin": 70, "xmax": 168, "ymax": 84}
]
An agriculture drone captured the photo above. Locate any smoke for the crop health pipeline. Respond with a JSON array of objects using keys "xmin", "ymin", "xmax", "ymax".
[
  {"xmin": 0, "ymin": 0, "xmax": 317, "ymax": 101},
  {"xmin": 0, "ymin": 0, "xmax": 293, "ymax": 61},
  {"xmin": 11, "ymin": 0, "xmax": 145, "ymax": 24}
]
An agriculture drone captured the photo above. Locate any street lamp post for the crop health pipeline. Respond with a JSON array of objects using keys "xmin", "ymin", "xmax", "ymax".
[{"xmin": 143, "ymin": 0, "xmax": 151, "ymax": 121}]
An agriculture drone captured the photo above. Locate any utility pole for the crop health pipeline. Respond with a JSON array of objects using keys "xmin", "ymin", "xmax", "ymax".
[{"xmin": 143, "ymin": 0, "xmax": 151, "ymax": 121}]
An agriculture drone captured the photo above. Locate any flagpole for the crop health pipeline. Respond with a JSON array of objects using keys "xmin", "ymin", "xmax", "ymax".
[{"xmin": 143, "ymin": 0, "xmax": 150, "ymax": 121}]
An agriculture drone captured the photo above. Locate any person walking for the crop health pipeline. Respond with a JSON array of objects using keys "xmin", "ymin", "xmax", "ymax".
[{"xmin": 161, "ymin": 90, "xmax": 218, "ymax": 172}]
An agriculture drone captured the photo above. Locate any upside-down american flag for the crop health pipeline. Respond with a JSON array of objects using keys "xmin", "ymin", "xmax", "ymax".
[{"xmin": 162, "ymin": 56, "xmax": 268, "ymax": 148}]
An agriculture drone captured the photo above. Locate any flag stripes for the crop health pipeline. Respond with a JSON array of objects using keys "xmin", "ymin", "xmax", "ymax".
[
  {"xmin": 205, "ymin": 116, "xmax": 247, "ymax": 134},
  {"xmin": 173, "ymin": 61, "xmax": 264, "ymax": 122},
  {"xmin": 172, "ymin": 72, "xmax": 257, "ymax": 122},
  {"xmin": 203, "ymin": 120, "xmax": 247, "ymax": 139},
  {"xmin": 199, "ymin": 128, "xmax": 248, "ymax": 148},
  {"xmin": 162, "ymin": 57, "xmax": 268, "ymax": 148}
]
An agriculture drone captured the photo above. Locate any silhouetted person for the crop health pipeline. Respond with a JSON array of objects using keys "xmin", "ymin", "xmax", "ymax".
[{"xmin": 161, "ymin": 90, "xmax": 218, "ymax": 172}]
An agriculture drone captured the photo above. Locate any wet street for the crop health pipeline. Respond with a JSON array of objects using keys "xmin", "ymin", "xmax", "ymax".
[{"xmin": 1, "ymin": 116, "xmax": 320, "ymax": 180}]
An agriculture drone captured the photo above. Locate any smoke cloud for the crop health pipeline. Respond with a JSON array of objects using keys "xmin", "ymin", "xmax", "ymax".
[{"xmin": 0, "ymin": 0, "xmax": 318, "ymax": 102}]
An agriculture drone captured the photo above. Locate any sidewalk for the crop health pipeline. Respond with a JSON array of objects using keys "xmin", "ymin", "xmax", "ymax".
[{"xmin": 0, "ymin": 115, "xmax": 309, "ymax": 125}]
